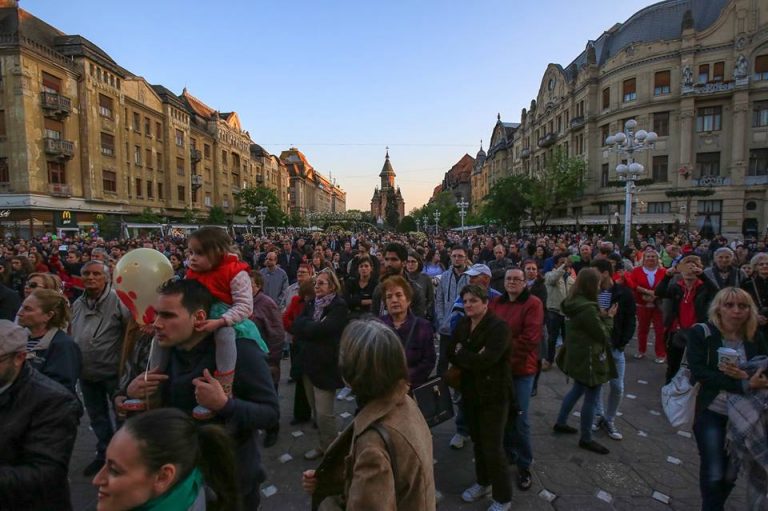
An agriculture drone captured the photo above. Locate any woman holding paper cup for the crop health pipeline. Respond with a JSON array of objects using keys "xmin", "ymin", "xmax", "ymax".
[{"xmin": 687, "ymin": 287, "xmax": 768, "ymax": 511}]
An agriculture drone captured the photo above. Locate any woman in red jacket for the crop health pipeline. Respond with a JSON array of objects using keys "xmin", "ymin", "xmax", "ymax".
[{"xmin": 628, "ymin": 248, "xmax": 667, "ymax": 362}]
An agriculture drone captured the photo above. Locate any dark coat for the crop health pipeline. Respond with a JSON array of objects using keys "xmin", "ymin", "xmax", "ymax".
[
  {"xmin": 687, "ymin": 322, "xmax": 768, "ymax": 414},
  {"xmin": 291, "ymin": 295, "xmax": 349, "ymax": 390},
  {"xmin": 381, "ymin": 312, "xmax": 436, "ymax": 386},
  {"xmin": 608, "ymin": 283, "xmax": 637, "ymax": 350},
  {"xmin": 27, "ymin": 329, "xmax": 82, "ymax": 394},
  {"xmin": 0, "ymin": 282, "xmax": 20, "ymax": 321},
  {"xmin": 0, "ymin": 364, "xmax": 81, "ymax": 511},
  {"xmin": 656, "ymin": 273, "xmax": 718, "ymax": 328},
  {"xmin": 163, "ymin": 337, "xmax": 280, "ymax": 503},
  {"xmin": 560, "ymin": 294, "xmax": 617, "ymax": 387},
  {"xmin": 447, "ymin": 312, "xmax": 512, "ymax": 404},
  {"xmin": 344, "ymin": 277, "xmax": 377, "ymax": 317}
]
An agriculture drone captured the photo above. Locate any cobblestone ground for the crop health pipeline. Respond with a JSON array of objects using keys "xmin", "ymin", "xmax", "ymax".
[{"xmin": 69, "ymin": 336, "xmax": 745, "ymax": 510}]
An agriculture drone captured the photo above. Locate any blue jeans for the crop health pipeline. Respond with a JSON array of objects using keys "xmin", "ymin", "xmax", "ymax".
[
  {"xmin": 545, "ymin": 311, "xmax": 566, "ymax": 363},
  {"xmin": 556, "ymin": 381, "xmax": 600, "ymax": 442},
  {"xmin": 693, "ymin": 409, "xmax": 735, "ymax": 511},
  {"xmin": 80, "ymin": 377, "xmax": 119, "ymax": 459},
  {"xmin": 595, "ymin": 349, "xmax": 625, "ymax": 422},
  {"xmin": 504, "ymin": 375, "xmax": 534, "ymax": 469}
]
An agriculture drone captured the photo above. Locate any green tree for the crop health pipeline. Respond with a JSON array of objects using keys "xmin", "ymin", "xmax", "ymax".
[
  {"xmin": 236, "ymin": 186, "xmax": 287, "ymax": 226},
  {"xmin": 483, "ymin": 149, "xmax": 587, "ymax": 230},
  {"xmin": 181, "ymin": 207, "xmax": 199, "ymax": 224},
  {"xmin": 410, "ymin": 191, "xmax": 461, "ymax": 229},
  {"xmin": 398, "ymin": 215, "xmax": 416, "ymax": 233},
  {"xmin": 137, "ymin": 207, "xmax": 162, "ymax": 224},
  {"xmin": 207, "ymin": 206, "xmax": 227, "ymax": 225}
]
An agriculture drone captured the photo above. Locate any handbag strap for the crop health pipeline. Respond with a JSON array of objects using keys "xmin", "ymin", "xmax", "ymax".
[
  {"xmin": 403, "ymin": 317, "xmax": 418, "ymax": 351},
  {"xmin": 369, "ymin": 421, "xmax": 399, "ymax": 487}
]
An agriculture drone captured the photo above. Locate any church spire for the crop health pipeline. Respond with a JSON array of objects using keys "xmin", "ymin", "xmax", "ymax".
[{"xmin": 379, "ymin": 148, "xmax": 395, "ymax": 189}]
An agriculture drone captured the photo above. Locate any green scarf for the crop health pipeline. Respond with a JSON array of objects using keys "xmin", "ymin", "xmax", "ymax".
[{"xmin": 132, "ymin": 468, "xmax": 203, "ymax": 511}]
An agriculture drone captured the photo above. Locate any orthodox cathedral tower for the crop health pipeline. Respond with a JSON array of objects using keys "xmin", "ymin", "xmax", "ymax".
[{"xmin": 370, "ymin": 149, "xmax": 405, "ymax": 225}]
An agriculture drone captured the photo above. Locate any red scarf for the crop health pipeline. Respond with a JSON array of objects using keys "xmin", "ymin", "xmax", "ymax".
[{"xmin": 186, "ymin": 254, "xmax": 249, "ymax": 305}]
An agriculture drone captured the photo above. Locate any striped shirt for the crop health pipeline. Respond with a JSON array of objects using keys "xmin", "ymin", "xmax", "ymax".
[{"xmin": 598, "ymin": 290, "xmax": 612, "ymax": 311}]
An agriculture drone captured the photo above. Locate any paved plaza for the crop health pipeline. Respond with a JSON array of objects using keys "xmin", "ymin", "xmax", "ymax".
[{"xmin": 69, "ymin": 338, "xmax": 744, "ymax": 510}]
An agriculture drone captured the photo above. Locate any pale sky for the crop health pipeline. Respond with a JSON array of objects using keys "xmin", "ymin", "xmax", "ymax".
[{"xmin": 27, "ymin": 0, "xmax": 653, "ymax": 212}]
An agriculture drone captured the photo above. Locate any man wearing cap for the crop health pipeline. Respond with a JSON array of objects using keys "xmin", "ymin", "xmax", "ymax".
[{"xmin": 0, "ymin": 320, "xmax": 81, "ymax": 511}]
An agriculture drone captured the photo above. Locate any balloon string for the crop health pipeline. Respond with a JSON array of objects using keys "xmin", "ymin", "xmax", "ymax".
[{"xmin": 144, "ymin": 336, "xmax": 156, "ymax": 410}]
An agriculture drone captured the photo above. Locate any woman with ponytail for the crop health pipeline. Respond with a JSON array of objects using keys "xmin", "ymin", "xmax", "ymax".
[
  {"xmin": 16, "ymin": 288, "xmax": 81, "ymax": 393},
  {"xmin": 93, "ymin": 408, "xmax": 240, "ymax": 511}
]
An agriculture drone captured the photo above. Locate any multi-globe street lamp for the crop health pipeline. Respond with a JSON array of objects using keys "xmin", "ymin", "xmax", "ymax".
[
  {"xmin": 254, "ymin": 201, "xmax": 268, "ymax": 236},
  {"xmin": 422, "ymin": 215, "xmax": 429, "ymax": 234},
  {"xmin": 605, "ymin": 119, "xmax": 657, "ymax": 246},
  {"xmin": 433, "ymin": 210, "xmax": 441, "ymax": 234},
  {"xmin": 457, "ymin": 196, "xmax": 469, "ymax": 232}
]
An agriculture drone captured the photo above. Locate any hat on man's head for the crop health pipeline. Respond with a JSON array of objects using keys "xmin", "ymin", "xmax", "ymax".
[
  {"xmin": 464, "ymin": 264, "xmax": 492, "ymax": 277},
  {"xmin": 0, "ymin": 320, "xmax": 27, "ymax": 357}
]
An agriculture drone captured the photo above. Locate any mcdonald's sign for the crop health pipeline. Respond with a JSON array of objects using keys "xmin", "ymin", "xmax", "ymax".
[{"xmin": 55, "ymin": 210, "xmax": 76, "ymax": 227}]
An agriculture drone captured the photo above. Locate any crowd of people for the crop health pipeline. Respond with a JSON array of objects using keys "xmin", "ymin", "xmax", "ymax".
[{"xmin": 1, "ymin": 226, "xmax": 768, "ymax": 510}]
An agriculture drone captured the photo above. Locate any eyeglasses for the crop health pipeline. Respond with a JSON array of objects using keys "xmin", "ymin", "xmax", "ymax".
[
  {"xmin": 24, "ymin": 282, "xmax": 40, "ymax": 289},
  {"xmin": 723, "ymin": 302, "xmax": 750, "ymax": 310}
]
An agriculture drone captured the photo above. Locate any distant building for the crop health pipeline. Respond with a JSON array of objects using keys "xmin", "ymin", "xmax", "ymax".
[
  {"xmin": 441, "ymin": 154, "xmax": 474, "ymax": 205},
  {"xmin": 280, "ymin": 147, "xmax": 345, "ymax": 217},
  {"xmin": 370, "ymin": 150, "xmax": 405, "ymax": 224},
  {"xmin": 0, "ymin": 1, "xmax": 293, "ymax": 236},
  {"xmin": 471, "ymin": 0, "xmax": 768, "ymax": 237}
]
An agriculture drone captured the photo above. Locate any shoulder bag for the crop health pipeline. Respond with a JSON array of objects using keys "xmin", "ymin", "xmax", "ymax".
[{"xmin": 661, "ymin": 323, "xmax": 710, "ymax": 429}]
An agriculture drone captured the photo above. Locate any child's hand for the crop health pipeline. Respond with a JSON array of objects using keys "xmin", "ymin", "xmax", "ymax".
[{"xmin": 195, "ymin": 318, "xmax": 224, "ymax": 333}]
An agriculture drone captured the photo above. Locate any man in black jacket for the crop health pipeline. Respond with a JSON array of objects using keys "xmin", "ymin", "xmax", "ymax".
[
  {"xmin": 591, "ymin": 260, "xmax": 636, "ymax": 441},
  {"xmin": 0, "ymin": 320, "xmax": 81, "ymax": 511},
  {"xmin": 126, "ymin": 279, "xmax": 280, "ymax": 510}
]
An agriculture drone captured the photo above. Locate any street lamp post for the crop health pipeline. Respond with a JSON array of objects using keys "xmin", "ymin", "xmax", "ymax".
[
  {"xmin": 254, "ymin": 201, "xmax": 268, "ymax": 236},
  {"xmin": 433, "ymin": 210, "xmax": 441, "ymax": 235},
  {"xmin": 457, "ymin": 197, "xmax": 469, "ymax": 232},
  {"xmin": 422, "ymin": 215, "xmax": 429, "ymax": 234},
  {"xmin": 606, "ymin": 119, "xmax": 657, "ymax": 247}
]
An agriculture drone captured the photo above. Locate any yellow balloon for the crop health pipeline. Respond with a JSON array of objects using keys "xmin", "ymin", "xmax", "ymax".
[{"xmin": 114, "ymin": 248, "xmax": 174, "ymax": 325}]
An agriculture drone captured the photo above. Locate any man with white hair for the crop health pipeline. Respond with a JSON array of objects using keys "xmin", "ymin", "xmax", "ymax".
[
  {"xmin": 703, "ymin": 247, "xmax": 746, "ymax": 289},
  {"xmin": 70, "ymin": 259, "xmax": 130, "ymax": 476}
]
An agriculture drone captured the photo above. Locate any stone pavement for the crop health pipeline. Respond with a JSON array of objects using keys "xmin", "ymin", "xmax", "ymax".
[{"xmin": 68, "ymin": 337, "xmax": 745, "ymax": 510}]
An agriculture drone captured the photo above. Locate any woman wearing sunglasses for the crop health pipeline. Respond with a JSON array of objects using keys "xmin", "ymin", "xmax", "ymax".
[{"xmin": 687, "ymin": 287, "xmax": 768, "ymax": 511}]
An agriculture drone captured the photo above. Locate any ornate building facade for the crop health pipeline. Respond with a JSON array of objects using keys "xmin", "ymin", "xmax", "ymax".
[
  {"xmin": 473, "ymin": 0, "xmax": 768, "ymax": 237},
  {"xmin": 441, "ymin": 153, "xmax": 474, "ymax": 205},
  {"xmin": 0, "ymin": 1, "xmax": 300, "ymax": 236},
  {"xmin": 280, "ymin": 147, "xmax": 346, "ymax": 217},
  {"xmin": 370, "ymin": 150, "xmax": 404, "ymax": 224}
]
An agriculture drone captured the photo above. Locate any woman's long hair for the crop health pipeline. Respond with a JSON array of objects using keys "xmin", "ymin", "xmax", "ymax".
[
  {"xmin": 708, "ymin": 287, "xmax": 759, "ymax": 342},
  {"xmin": 567, "ymin": 267, "xmax": 600, "ymax": 302},
  {"xmin": 123, "ymin": 408, "xmax": 240, "ymax": 511}
]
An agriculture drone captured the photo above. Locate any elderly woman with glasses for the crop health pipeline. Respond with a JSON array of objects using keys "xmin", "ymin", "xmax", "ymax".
[
  {"xmin": 290, "ymin": 268, "xmax": 350, "ymax": 461},
  {"xmin": 742, "ymin": 253, "xmax": 768, "ymax": 334},
  {"xmin": 687, "ymin": 287, "xmax": 768, "ymax": 511},
  {"xmin": 23, "ymin": 272, "xmax": 63, "ymax": 298}
]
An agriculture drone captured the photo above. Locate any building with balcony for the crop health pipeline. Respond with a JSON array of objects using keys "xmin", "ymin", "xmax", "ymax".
[
  {"xmin": 280, "ymin": 147, "xmax": 346, "ymax": 217},
  {"xmin": 0, "ymin": 1, "xmax": 296, "ymax": 236},
  {"xmin": 473, "ymin": 0, "xmax": 768, "ymax": 238}
]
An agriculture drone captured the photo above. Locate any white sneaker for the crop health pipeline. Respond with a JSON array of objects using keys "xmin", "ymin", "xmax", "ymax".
[
  {"xmin": 591, "ymin": 416, "xmax": 604, "ymax": 432},
  {"xmin": 449, "ymin": 433, "xmax": 467, "ymax": 449},
  {"xmin": 604, "ymin": 420, "xmax": 623, "ymax": 440},
  {"xmin": 336, "ymin": 387, "xmax": 352, "ymax": 400},
  {"xmin": 461, "ymin": 483, "xmax": 491, "ymax": 502},
  {"xmin": 488, "ymin": 501, "xmax": 511, "ymax": 511}
]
